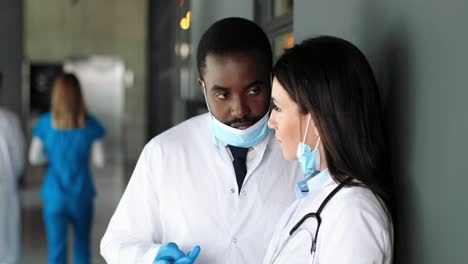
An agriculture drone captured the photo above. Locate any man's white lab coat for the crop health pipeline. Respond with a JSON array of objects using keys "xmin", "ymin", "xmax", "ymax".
[{"xmin": 101, "ymin": 113, "xmax": 302, "ymax": 263}]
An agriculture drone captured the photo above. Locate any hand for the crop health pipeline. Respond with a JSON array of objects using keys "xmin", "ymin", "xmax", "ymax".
[
  {"xmin": 154, "ymin": 242, "xmax": 185, "ymax": 264},
  {"xmin": 154, "ymin": 243, "xmax": 201, "ymax": 264},
  {"xmin": 174, "ymin": 246, "xmax": 201, "ymax": 264}
]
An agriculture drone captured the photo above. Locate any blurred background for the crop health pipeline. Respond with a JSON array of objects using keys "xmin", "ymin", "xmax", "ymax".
[{"xmin": 0, "ymin": 0, "xmax": 466, "ymax": 263}]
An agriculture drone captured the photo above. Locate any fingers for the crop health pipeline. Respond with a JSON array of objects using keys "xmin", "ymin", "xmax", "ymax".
[
  {"xmin": 155, "ymin": 243, "xmax": 201, "ymax": 264},
  {"xmin": 173, "ymin": 246, "xmax": 201, "ymax": 264},
  {"xmin": 156, "ymin": 242, "xmax": 186, "ymax": 261},
  {"xmin": 187, "ymin": 245, "xmax": 201, "ymax": 260},
  {"xmin": 155, "ymin": 261, "xmax": 172, "ymax": 264}
]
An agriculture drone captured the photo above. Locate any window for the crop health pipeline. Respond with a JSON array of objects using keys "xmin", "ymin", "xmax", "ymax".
[{"xmin": 255, "ymin": 0, "xmax": 294, "ymax": 61}]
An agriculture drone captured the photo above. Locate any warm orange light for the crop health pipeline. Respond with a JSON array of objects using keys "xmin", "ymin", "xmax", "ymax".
[
  {"xmin": 286, "ymin": 35, "xmax": 294, "ymax": 48},
  {"xmin": 186, "ymin": 11, "xmax": 192, "ymax": 22},
  {"xmin": 180, "ymin": 17, "xmax": 190, "ymax": 30}
]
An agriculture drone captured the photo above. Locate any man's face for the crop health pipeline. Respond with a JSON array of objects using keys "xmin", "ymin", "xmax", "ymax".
[{"xmin": 199, "ymin": 52, "xmax": 270, "ymax": 129}]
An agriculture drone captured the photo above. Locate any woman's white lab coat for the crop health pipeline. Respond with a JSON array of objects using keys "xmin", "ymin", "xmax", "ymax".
[
  {"xmin": 0, "ymin": 108, "xmax": 25, "ymax": 264},
  {"xmin": 263, "ymin": 169, "xmax": 393, "ymax": 264}
]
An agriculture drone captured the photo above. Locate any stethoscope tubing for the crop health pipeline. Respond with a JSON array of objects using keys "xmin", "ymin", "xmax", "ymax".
[{"xmin": 269, "ymin": 178, "xmax": 351, "ymax": 264}]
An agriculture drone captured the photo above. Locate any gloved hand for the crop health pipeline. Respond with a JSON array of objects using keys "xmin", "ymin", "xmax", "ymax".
[
  {"xmin": 154, "ymin": 242, "xmax": 185, "ymax": 264},
  {"xmin": 153, "ymin": 242, "xmax": 201, "ymax": 264},
  {"xmin": 173, "ymin": 245, "xmax": 201, "ymax": 264}
]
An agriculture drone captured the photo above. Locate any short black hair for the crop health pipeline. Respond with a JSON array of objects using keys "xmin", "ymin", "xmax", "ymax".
[{"xmin": 197, "ymin": 17, "xmax": 272, "ymax": 78}]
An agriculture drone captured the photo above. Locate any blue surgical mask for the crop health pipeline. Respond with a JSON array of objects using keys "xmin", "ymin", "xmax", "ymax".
[
  {"xmin": 295, "ymin": 170, "xmax": 320, "ymax": 198},
  {"xmin": 296, "ymin": 114, "xmax": 321, "ymax": 175},
  {"xmin": 202, "ymin": 81, "xmax": 270, "ymax": 148},
  {"xmin": 211, "ymin": 113, "xmax": 270, "ymax": 147}
]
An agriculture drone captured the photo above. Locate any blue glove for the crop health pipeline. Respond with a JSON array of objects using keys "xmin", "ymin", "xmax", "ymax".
[
  {"xmin": 154, "ymin": 243, "xmax": 201, "ymax": 264},
  {"xmin": 154, "ymin": 242, "xmax": 185, "ymax": 264},
  {"xmin": 174, "ymin": 245, "xmax": 201, "ymax": 264}
]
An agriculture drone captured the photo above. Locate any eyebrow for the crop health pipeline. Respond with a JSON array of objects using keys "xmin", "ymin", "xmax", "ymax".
[{"xmin": 209, "ymin": 80, "xmax": 266, "ymax": 92}]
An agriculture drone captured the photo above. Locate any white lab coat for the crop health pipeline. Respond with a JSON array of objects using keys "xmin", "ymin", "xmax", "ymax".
[
  {"xmin": 100, "ymin": 113, "xmax": 302, "ymax": 264},
  {"xmin": 263, "ymin": 169, "xmax": 393, "ymax": 264},
  {"xmin": 0, "ymin": 107, "xmax": 25, "ymax": 264}
]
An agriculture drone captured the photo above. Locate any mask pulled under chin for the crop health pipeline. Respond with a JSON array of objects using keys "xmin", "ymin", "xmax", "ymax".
[
  {"xmin": 296, "ymin": 142, "xmax": 320, "ymax": 175},
  {"xmin": 210, "ymin": 112, "xmax": 270, "ymax": 148},
  {"xmin": 296, "ymin": 114, "xmax": 321, "ymax": 175}
]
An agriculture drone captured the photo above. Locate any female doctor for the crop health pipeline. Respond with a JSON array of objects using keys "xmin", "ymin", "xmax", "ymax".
[{"xmin": 263, "ymin": 36, "xmax": 394, "ymax": 264}]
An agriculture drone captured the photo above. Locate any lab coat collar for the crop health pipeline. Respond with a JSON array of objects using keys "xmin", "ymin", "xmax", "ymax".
[{"xmin": 303, "ymin": 168, "xmax": 333, "ymax": 197}]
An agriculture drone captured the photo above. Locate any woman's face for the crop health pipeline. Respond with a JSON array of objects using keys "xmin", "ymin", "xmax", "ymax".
[{"xmin": 268, "ymin": 77, "xmax": 320, "ymax": 160}]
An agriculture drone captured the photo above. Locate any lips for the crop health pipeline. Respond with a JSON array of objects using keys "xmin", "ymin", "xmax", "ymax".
[{"xmin": 231, "ymin": 122, "xmax": 253, "ymax": 129}]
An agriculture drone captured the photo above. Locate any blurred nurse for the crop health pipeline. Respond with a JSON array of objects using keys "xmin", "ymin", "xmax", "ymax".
[
  {"xmin": 0, "ymin": 71, "xmax": 25, "ymax": 264},
  {"xmin": 29, "ymin": 73, "xmax": 106, "ymax": 264}
]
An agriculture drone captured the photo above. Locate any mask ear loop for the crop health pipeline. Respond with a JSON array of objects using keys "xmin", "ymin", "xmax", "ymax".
[
  {"xmin": 302, "ymin": 114, "xmax": 321, "ymax": 151},
  {"xmin": 201, "ymin": 80, "xmax": 213, "ymax": 114},
  {"xmin": 302, "ymin": 114, "xmax": 312, "ymax": 143},
  {"xmin": 314, "ymin": 137, "xmax": 321, "ymax": 151}
]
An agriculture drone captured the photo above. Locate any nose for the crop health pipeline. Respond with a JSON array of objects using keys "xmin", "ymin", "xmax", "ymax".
[
  {"xmin": 232, "ymin": 96, "xmax": 249, "ymax": 118},
  {"xmin": 267, "ymin": 112, "xmax": 276, "ymax": 130}
]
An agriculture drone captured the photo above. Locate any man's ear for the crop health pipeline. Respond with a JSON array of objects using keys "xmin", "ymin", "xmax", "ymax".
[{"xmin": 198, "ymin": 78, "xmax": 205, "ymax": 96}]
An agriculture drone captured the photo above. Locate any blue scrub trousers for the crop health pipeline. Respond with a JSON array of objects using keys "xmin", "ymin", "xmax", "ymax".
[{"xmin": 43, "ymin": 197, "xmax": 93, "ymax": 264}]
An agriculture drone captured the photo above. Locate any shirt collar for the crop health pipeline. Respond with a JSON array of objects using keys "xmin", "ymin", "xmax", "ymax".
[
  {"xmin": 216, "ymin": 132, "xmax": 271, "ymax": 162},
  {"xmin": 298, "ymin": 168, "xmax": 333, "ymax": 197}
]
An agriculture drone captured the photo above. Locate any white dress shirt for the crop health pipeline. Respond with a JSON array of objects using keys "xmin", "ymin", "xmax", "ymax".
[
  {"xmin": 100, "ymin": 113, "xmax": 302, "ymax": 264},
  {"xmin": 263, "ymin": 169, "xmax": 393, "ymax": 264}
]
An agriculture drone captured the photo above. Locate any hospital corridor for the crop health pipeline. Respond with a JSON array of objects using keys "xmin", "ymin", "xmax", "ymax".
[{"xmin": 1, "ymin": 0, "xmax": 467, "ymax": 263}]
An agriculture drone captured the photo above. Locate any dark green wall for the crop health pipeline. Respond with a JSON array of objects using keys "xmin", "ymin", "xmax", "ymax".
[
  {"xmin": 295, "ymin": 0, "xmax": 468, "ymax": 263},
  {"xmin": 0, "ymin": 0, "xmax": 23, "ymax": 115}
]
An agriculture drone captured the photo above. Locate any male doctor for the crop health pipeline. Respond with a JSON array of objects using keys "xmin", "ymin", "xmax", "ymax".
[
  {"xmin": 0, "ymin": 72, "xmax": 25, "ymax": 264},
  {"xmin": 101, "ymin": 17, "xmax": 301, "ymax": 264}
]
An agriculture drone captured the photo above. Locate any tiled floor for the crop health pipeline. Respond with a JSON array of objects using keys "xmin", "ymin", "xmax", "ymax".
[{"xmin": 20, "ymin": 160, "xmax": 125, "ymax": 264}]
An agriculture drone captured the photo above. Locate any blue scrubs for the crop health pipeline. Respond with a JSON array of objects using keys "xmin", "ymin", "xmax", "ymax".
[{"xmin": 33, "ymin": 113, "xmax": 105, "ymax": 264}]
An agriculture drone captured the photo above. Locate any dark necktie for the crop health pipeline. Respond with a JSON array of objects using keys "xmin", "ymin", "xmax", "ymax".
[{"xmin": 228, "ymin": 145, "xmax": 248, "ymax": 192}]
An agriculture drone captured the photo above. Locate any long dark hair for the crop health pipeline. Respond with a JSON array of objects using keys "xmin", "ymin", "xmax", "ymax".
[{"xmin": 273, "ymin": 36, "xmax": 391, "ymax": 206}]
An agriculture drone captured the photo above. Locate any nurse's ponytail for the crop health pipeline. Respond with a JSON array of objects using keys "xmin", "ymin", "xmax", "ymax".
[{"xmin": 51, "ymin": 73, "xmax": 87, "ymax": 130}]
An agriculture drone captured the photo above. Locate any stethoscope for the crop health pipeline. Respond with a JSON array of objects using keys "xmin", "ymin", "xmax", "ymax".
[{"xmin": 270, "ymin": 178, "xmax": 351, "ymax": 264}]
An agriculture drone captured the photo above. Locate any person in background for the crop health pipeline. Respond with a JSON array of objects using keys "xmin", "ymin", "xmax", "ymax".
[
  {"xmin": 263, "ymin": 36, "xmax": 393, "ymax": 263},
  {"xmin": 0, "ymin": 71, "xmax": 25, "ymax": 264},
  {"xmin": 101, "ymin": 17, "xmax": 302, "ymax": 264},
  {"xmin": 29, "ymin": 73, "xmax": 106, "ymax": 264}
]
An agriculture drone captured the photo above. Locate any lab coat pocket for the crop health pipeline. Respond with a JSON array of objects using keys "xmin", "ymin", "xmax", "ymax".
[{"xmin": 271, "ymin": 230, "xmax": 315, "ymax": 264}]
